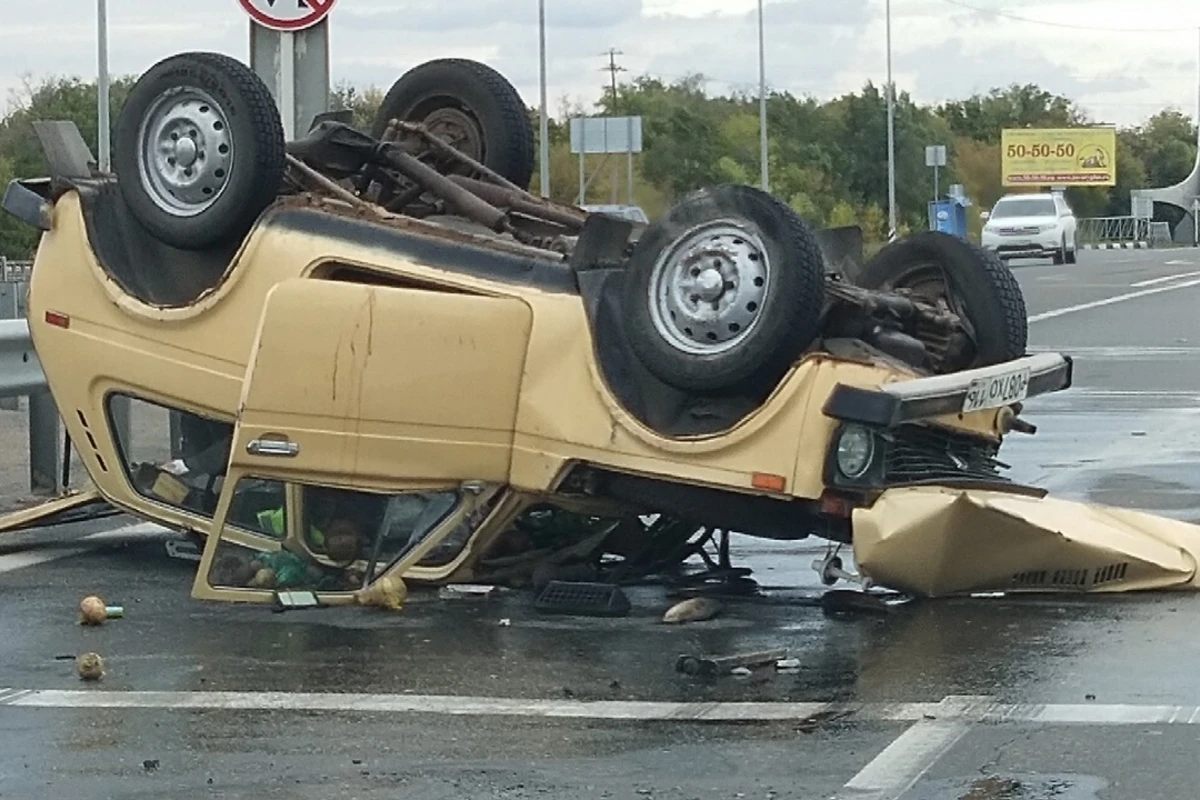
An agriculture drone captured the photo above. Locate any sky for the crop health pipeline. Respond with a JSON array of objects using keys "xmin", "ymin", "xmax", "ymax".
[{"xmin": 1, "ymin": 0, "xmax": 1198, "ymax": 128}]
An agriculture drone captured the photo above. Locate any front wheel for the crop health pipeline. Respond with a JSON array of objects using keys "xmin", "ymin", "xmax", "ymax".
[{"xmin": 622, "ymin": 184, "xmax": 827, "ymax": 395}]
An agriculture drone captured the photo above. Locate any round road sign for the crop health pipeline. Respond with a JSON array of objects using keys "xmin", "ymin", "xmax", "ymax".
[{"xmin": 238, "ymin": 0, "xmax": 337, "ymax": 32}]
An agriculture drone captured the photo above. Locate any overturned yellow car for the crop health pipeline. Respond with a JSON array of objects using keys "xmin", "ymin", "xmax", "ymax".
[{"xmin": 3, "ymin": 52, "xmax": 1078, "ymax": 606}]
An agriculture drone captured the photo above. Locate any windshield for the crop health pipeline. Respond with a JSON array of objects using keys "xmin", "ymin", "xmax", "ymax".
[{"xmin": 991, "ymin": 198, "xmax": 1056, "ymax": 219}]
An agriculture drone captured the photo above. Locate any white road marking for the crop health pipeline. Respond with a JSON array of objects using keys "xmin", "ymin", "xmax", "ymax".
[
  {"xmin": 0, "ymin": 521, "xmax": 172, "ymax": 575},
  {"xmin": 836, "ymin": 720, "xmax": 970, "ymax": 799},
  {"xmin": 1029, "ymin": 277, "xmax": 1200, "ymax": 323},
  {"xmin": 1, "ymin": 690, "xmax": 1199, "ymax": 727},
  {"xmin": 1165, "ymin": 259, "xmax": 1195, "ymax": 266},
  {"xmin": 1131, "ymin": 270, "xmax": 1200, "ymax": 287}
]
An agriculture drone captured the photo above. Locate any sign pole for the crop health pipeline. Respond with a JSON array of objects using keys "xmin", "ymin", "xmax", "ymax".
[
  {"xmin": 241, "ymin": 0, "xmax": 335, "ymax": 139},
  {"xmin": 97, "ymin": 0, "xmax": 110, "ymax": 172},
  {"xmin": 278, "ymin": 31, "xmax": 296, "ymax": 140}
]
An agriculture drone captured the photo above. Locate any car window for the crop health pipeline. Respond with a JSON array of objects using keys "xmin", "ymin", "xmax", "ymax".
[{"xmin": 992, "ymin": 198, "xmax": 1056, "ymax": 218}]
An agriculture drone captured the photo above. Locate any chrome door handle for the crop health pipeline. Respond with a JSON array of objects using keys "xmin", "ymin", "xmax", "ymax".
[{"xmin": 246, "ymin": 437, "xmax": 299, "ymax": 457}]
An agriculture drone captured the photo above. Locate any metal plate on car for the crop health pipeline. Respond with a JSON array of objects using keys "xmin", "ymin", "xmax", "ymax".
[{"xmin": 962, "ymin": 365, "xmax": 1031, "ymax": 413}]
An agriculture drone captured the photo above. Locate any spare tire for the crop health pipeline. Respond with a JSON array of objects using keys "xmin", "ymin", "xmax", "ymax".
[
  {"xmin": 623, "ymin": 184, "xmax": 827, "ymax": 395},
  {"xmin": 856, "ymin": 231, "xmax": 1027, "ymax": 367},
  {"xmin": 113, "ymin": 51, "xmax": 286, "ymax": 250},
  {"xmin": 372, "ymin": 59, "xmax": 535, "ymax": 191}
]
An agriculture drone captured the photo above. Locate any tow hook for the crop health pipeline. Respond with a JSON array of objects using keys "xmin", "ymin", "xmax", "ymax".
[{"xmin": 998, "ymin": 405, "xmax": 1037, "ymax": 435}]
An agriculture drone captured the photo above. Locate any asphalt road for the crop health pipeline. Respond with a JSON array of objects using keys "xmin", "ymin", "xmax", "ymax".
[{"xmin": 4, "ymin": 246, "xmax": 1200, "ymax": 799}]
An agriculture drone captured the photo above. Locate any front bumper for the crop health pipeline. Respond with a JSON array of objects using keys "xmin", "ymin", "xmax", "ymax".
[
  {"xmin": 822, "ymin": 352, "xmax": 1073, "ymax": 429},
  {"xmin": 981, "ymin": 229, "xmax": 1062, "ymax": 258}
]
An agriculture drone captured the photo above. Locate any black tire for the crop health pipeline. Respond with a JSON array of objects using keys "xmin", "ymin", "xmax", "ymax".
[
  {"xmin": 113, "ymin": 52, "xmax": 286, "ymax": 250},
  {"xmin": 623, "ymin": 184, "xmax": 827, "ymax": 395},
  {"xmin": 1065, "ymin": 240, "xmax": 1078, "ymax": 264},
  {"xmin": 857, "ymin": 231, "xmax": 1027, "ymax": 367},
  {"xmin": 372, "ymin": 59, "xmax": 535, "ymax": 191},
  {"xmin": 1053, "ymin": 238, "xmax": 1065, "ymax": 265}
]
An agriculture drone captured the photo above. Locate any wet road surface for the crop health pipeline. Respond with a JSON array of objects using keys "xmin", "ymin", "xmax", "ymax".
[{"xmin": 4, "ymin": 248, "xmax": 1200, "ymax": 799}]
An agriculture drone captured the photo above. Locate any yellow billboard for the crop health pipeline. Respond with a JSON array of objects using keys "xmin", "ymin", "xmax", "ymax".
[{"xmin": 1001, "ymin": 127, "xmax": 1117, "ymax": 187}]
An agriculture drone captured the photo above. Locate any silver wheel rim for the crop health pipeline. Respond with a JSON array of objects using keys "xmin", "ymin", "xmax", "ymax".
[
  {"xmin": 136, "ymin": 86, "xmax": 233, "ymax": 217},
  {"xmin": 648, "ymin": 219, "xmax": 771, "ymax": 356}
]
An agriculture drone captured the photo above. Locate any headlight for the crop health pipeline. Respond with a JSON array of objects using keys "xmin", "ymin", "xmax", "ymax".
[
  {"xmin": 836, "ymin": 425, "xmax": 876, "ymax": 479},
  {"xmin": 1040, "ymin": 223, "xmax": 1057, "ymax": 232}
]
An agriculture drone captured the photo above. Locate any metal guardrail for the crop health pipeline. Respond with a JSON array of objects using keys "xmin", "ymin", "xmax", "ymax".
[
  {"xmin": 0, "ymin": 257, "xmax": 34, "ymax": 282},
  {"xmin": 0, "ymin": 267, "xmax": 64, "ymax": 496},
  {"xmin": 0, "ymin": 319, "xmax": 46, "ymax": 398},
  {"xmin": 1077, "ymin": 216, "xmax": 1150, "ymax": 249},
  {"xmin": 1149, "ymin": 222, "xmax": 1173, "ymax": 248}
]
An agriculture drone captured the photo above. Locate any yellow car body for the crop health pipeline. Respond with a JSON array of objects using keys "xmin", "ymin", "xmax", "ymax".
[{"xmin": 6, "ymin": 172, "xmax": 1071, "ymax": 604}]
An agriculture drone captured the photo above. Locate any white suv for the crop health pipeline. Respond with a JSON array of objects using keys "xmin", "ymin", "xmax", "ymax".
[{"xmin": 980, "ymin": 193, "xmax": 1078, "ymax": 264}]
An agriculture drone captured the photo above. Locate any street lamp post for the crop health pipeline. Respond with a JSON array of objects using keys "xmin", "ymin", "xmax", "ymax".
[
  {"xmin": 886, "ymin": 0, "xmax": 897, "ymax": 240},
  {"xmin": 97, "ymin": 0, "xmax": 110, "ymax": 172},
  {"xmin": 758, "ymin": 0, "xmax": 768, "ymax": 192},
  {"xmin": 538, "ymin": 0, "xmax": 550, "ymax": 199}
]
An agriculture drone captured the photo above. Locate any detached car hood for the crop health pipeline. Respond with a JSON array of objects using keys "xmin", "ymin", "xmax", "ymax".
[{"xmin": 853, "ymin": 486, "xmax": 1200, "ymax": 597}]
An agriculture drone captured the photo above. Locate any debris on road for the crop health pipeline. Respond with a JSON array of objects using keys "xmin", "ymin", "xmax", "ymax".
[
  {"xmin": 352, "ymin": 576, "xmax": 406, "ymax": 611},
  {"xmin": 533, "ymin": 581, "xmax": 631, "ymax": 617},
  {"xmin": 437, "ymin": 584, "xmax": 500, "ymax": 601},
  {"xmin": 78, "ymin": 595, "xmax": 108, "ymax": 626},
  {"xmin": 853, "ymin": 486, "xmax": 1200, "ymax": 597},
  {"xmin": 820, "ymin": 589, "xmax": 896, "ymax": 617},
  {"xmin": 76, "ymin": 652, "xmax": 104, "ymax": 681},
  {"xmin": 663, "ymin": 597, "xmax": 723, "ymax": 624},
  {"xmin": 676, "ymin": 648, "xmax": 789, "ymax": 677},
  {"xmin": 775, "ymin": 658, "xmax": 802, "ymax": 671}
]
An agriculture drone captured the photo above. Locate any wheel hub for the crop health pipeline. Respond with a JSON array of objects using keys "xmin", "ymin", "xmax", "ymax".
[
  {"xmin": 173, "ymin": 137, "xmax": 198, "ymax": 169},
  {"xmin": 648, "ymin": 221, "xmax": 771, "ymax": 356},
  {"xmin": 694, "ymin": 267, "xmax": 725, "ymax": 302},
  {"xmin": 136, "ymin": 87, "xmax": 233, "ymax": 217}
]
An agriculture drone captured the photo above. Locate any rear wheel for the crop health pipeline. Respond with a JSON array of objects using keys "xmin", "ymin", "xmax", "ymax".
[
  {"xmin": 857, "ymin": 231, "xmax": 1028, "ymax": 368},
  {"xmin": 372, "ymin": 59, "xmax": 535, "ymax": 191},
  {"xmin": 113, "ymin": 51, "xmax": 286, "ymax": 250},
  {"xmin": 623, "ymin": 184, "xmax": 827, "ymax": 395}
]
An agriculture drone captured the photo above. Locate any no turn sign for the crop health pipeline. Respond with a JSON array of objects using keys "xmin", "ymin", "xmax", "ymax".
[{"xmin": 238, "ymin": 0, "xmax": 337, "ymax": 31}]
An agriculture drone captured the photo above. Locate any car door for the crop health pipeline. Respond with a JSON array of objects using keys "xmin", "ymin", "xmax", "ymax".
[
  {"xmin": 189, "ymin": 276, "xmax": 532, "ymax": 605},
  {"xmin": 234, "ymin": 276, "xmax": 533, "ymax": 486}
]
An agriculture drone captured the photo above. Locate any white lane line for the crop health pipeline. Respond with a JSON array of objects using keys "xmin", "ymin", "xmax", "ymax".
[
  {"xmin": 1029, "ymin": 277, "xmax": 1200, "ymax": 323},
  {"xmin": 1131, "ymin": 270, "xmax": 1200, "ymax": 288},
  {"xmin": 2, "ymin": 690, "xmax": 1199, "ymax": 727},
  {"xmin": 0, "ymin": 521, "xmax": 172, "ymax": 575},
  {"xmin": 836, "ymin": 720, "xmax": 970, "ymax": 800}
]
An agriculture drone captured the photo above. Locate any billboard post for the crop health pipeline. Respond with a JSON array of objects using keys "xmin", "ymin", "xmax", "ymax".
[{"xmin": 1001, "ymin": 127, "xmax": 1117, "ymax": 188}]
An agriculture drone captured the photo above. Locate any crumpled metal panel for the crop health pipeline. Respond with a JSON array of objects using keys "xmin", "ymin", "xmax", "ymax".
[{"xmin": 852, "ymin": 486, "xmax": 1200, "ymax": 597}]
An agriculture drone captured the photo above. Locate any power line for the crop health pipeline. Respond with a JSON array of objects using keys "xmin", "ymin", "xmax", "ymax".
[{"xmin": 937, "ymin": 0, "xmax": 1198, "ymax": 33}]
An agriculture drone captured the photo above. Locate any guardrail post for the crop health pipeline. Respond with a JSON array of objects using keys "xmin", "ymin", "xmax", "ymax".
[
  {"xmin": 27, "ymin": 389, "xmax": 62, "ymax": 495},
  {"xmin": 0, "ymin": 279, "xmax": 18, "ymax": 412}
]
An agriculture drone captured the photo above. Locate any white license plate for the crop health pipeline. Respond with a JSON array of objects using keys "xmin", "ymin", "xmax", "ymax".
[{"xmin": 962, "ymin": 366, "xmax": 1031, "ymax": 413}]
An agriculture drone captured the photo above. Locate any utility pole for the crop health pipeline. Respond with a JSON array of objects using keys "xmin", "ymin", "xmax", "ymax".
[
  {"xmin": 885, "ymin": 0, "xmax": 897, "ymax": 241},
  {"xmin": 97, "ymin": 0, "xmax": 110, "ymax": 172},
  {"xmin": 758, "ymin": 0, "xmax": 768, "ymax": 192},
  {"xmin": 538, "ymin": 0, "xmax": 549, "ymax": 198},
  {"xmin": 600, "ymin": 48, "xmax": 626, "ymax": 204}
]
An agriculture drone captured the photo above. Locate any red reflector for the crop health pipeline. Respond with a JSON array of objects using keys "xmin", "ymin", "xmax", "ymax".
[
  {"xmin": 751, "ymin": 472, "xmax": 786, "ymax": 492},
  {"xmin": 44, "ymin": 310, "xmax": 69, "ymax": 329},
  {"xmin": 819, "ymin": 491, "xmax": 856, "ymax": 518}
]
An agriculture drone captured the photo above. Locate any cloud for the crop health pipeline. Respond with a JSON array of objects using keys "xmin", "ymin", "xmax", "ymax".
[{"xmin": 0, "ymin": 0, "xmax": 1194, "ymax": 128}]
